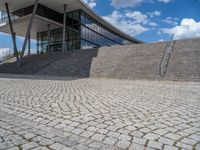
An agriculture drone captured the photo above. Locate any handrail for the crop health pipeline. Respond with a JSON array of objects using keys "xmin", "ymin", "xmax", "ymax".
[{"xmin": 159, "ymin": 34, "xmax": 175, "ymax": 77}]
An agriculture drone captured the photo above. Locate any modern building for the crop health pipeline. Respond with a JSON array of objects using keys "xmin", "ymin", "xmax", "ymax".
[{"xmin": 0, "ymin": 0, "xmax": 142, "ymax": 56}]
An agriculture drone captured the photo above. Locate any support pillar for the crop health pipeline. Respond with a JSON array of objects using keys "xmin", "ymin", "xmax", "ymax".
[
  {"xmin": 5, "ymin": 3, "xmax": 19, "ymax": 61},
  {"xmin": 37, "ymin": 33, "xmax": 39, "ymax": 54},
  {"xmin": 47, "ymin": 24, "xmax": 50, "ymax": 53},
  {"xmin": 20, "ymin": 0, "xmax": 39, "ymax": 60},
  {"xmin": 28, "ymin": 34, "xmax": 31, "ymax": 55},
  {"xmin": 62, "ymin": 4, "xmax": 67, "ymax": 52}
]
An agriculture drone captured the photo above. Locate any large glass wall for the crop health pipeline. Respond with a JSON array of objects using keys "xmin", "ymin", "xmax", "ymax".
[
  {"xmin": 37, "ymin": 9, "xmax": 133, "ymax": 53},
  {"xmin": 80, "ymin": 10, "xmax": 125, "ymax": 49},
  {"xmin": 37, "ymin": 10, "xmax": 80, "ymax": 53}
]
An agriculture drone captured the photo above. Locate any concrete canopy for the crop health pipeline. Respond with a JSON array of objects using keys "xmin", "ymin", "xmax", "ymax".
[
  {"xmin": 0, "ymin": 15, "xmax": 62, "ymax": 39},
  {"xmin": 0, "ymin": 0, "xmax": 142, "ymax": 43}
]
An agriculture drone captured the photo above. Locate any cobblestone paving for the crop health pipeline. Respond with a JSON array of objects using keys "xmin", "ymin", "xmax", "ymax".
[{"xmin": 0, "ymin": 76, "xmax": 200, "ymax": 150}]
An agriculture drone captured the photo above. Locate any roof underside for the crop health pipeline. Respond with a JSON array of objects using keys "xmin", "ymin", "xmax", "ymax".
[
  {"xmin": 0, "ymin": 15, "xmax": 62, "ymax": 39},
  {"xmin": 0, "ymin": 0, "xmax": 141, "ymax": 43}
]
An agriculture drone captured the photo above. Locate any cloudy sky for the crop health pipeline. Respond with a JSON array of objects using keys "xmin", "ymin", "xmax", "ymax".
[
  {"xmin": 0, "ymin": 0, "xmax": 200, "ymax": 50},
  {"xmin": 84, "ymin": 0, "xmax": 200, "ymax": 42}
]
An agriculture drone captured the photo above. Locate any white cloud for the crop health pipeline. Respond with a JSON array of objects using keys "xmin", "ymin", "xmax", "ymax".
[
  {"xmin": 111, "ymin": 0, "xmax": 145, "ymax": 8},
  {"xmin": 147, "ymin": 11, "xmax": 161, "ymax": 18},
  {"xmin": 157, "ymin": 0, "xmax": 171, "ymax": 3},
  {"xmin": 162, "ymin": 17, "xmax": 179, "ymax": 26},
  {"xmin": 126, "ymin": 11, "xmax": 148, "ymax": 23},
  {"xmin": 160, "ymin": 18, "xmax": 200, "ymax": 40},
  {"xmin": 83, "ymin": 0, "xmax": 97, "ymax": 8},
  {"xmin": 158, "ymin": 39, "xmax": 164, "ymax": 42},
  {"xmin": 111, "ymin": 0, "xmax": 171, "ymax": 8},
  {"xmin": 103, "ymin": 11, "xmax": 148, "ymax": 36},
  {"xmin": 148, "ymin": 22, "xmax": 157, "ymax": 26}
]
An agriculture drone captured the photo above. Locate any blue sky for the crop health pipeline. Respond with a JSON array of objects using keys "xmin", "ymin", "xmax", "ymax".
[
  {"xmin": 84, "ymin": 0, "xmax": 200, "ymax": 42},
  {"xmin": 0, "ymin": 0, "xmax": 200, "ymax": 51}
]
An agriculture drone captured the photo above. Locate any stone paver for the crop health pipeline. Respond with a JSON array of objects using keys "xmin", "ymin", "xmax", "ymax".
[{"xmin": 0, "ymin": 76, "xmax": 200, "ymax": 150}]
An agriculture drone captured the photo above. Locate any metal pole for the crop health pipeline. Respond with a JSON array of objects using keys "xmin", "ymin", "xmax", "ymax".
[
  {"xmin": 5, "ymin": 3, "xmax": 19, "ymax": 61},
  {"xmin": 28, "ymin": 34, "xmax": 31, "ymax": 55},
  {"xmin": 62, "ymin": 4, "xmax": 67, "ymax": 52},
  {"xmin": 47, "ymin": 24, "xmax": 50, "ymax": 53},
  {"xmin": 20, "ymin": 0, "xmax": 39, "ymax": 60},
  {"xmin": 37, "ymin": 33, "xmax": 39, "ymax": 54}
]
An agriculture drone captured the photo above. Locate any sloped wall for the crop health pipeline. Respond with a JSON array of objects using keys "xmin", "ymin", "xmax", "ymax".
[
  {"xmin": 0, "ymin": 38, "xmax": 199, "ymax": 81},
  {"xmin": 90, "ymin": 42, "xmax": 166, "ymax": 80},
  {"xmin": 166, "ymin": 38, "xmax": 200, "ymax": 80}
]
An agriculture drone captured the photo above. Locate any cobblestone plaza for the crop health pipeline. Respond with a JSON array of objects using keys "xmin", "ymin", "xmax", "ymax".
[{"xmin": 0, "ymin": 76, "xmax": 200, "ymax": 150}]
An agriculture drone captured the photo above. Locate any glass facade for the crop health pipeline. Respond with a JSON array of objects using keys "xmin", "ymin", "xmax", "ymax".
[
  {"xmin": 37, "ymin": 9, "xmax": 133, "ymax": 53},
  {"xmin": 0, "ymin": 10, "xmax": 19, "ymax": 25},
  {"xmin": 37, "ymin": 10, "xmax": 81, "ymax": 53}
]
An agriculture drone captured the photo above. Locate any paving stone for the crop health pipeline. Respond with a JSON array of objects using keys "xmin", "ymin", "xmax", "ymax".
[
  {"xmin": 23, "ymin": 132, "xmax": 36, "ymax": 139},
  {"xmin": 0, "ymin": 77, "xmax": 200, "ymax": 150},
  {"xmin": 91, "ymin": 133, "xmax": 106, "ymax": 142},
  {"xmin": 196, "ymin": 144, "xmax": 200, "ymax": 150},
  {"xmin": 148, "ymin": 140, "xmax": 163, "ymax": 149},
  {"xmin": 107, "ymin": 131, "xmax": 120, "ymax": 138},
  {"xmin": 61, "ymin": 138, "xmax": 77, "ymax": 147},
  {"xmin": 103, "ymin": 137, "xmax": 118, "ymax": 145},
  {"xmin": 89, "ymin": 141, "xmax": 103, "ymax": 148},
  {"xmin": 34, "ymin": 136, "xmax": 54, "ymax": 146},
  {"xmin": 165, "ymin": 133, "xmax": 181, "ymax": 140},
  {"xmin": 97, "ymin": 129, "xmax": 109, "ymax": 135},
  {"xmin": 12, "ymin": 138, "xmax": 27, "ymax": 146},
  {"xmin": 125, "ymin": 126, "xmax": 137, "ymax": 131},
  {"xmin": 158, "ymin": 137, "xmax": 174, "ymax": 145},
  {"xmin": 0, "ymin": 141, "xmax": 14, "ymax": 149},
  {"xmin": 130, "ymin": 131, "xmax": 144, "ymax": 137},
  {"xmin": 153, "ymin": 129, "xmax": 168, "ymax": 135},
  {"xmin": 87, "ymin": 126, "xmax": 98, "ymax": 132},
  {"xmin": 129, "ymin": 143, "xmax": 145, "ymax": 150},
  {"xmin": 163, "ymin": 145, "xmax": 179, "ymax": 150},
  {"xmin": 32, "ymin": 147, "xmax": 50, "ymax": 150},
  {"xmin": 189, "ymin": 134, "xmax": 200, "ymax": 141},
  {"xmin": 80, "ymin": 131, "xmax": 95, "ymax": 138},
  {"xmin": 115, "ymin": 140, "xmax": 131, "ymax": 149},
  {"xmin": 21, "ymin": 142, "xmax": 39, "ymax": 150},
  {"xmin": 181, "ymin": 137, "xmax": 197, "ymax": 145},
  {"xmin": 49, "ymin": 143, "xmax": 67, "ymax": 150},
  {"xmin": 6, "ymin": 147, "xmax": 20, "ymax": 150},
  {"xmin": 71, "ymin": 128, "xmax": 84, "ymax": 135},
  {"xmin": 118, "ymin": 134, "xmax": 132, "ymax": 141},
  {"xmin": 144, "ymin": 133, "xmax": 160, "ymax": 140},
  {"xmin": 132, "ymin": 137, "xmax": 147, "ymax": 145},
  {"xmin": 176, "ymin": 142, "xmax": 193, "ymax": 149}
]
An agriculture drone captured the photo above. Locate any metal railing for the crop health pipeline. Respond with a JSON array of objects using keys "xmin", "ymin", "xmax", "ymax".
[{"xmin": 159, "ymin": 34, "xmax": 175, "ymax": 77}]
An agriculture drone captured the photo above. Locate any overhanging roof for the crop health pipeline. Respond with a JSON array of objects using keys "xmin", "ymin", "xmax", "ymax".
[
  {"xmin": 0, "ymin": 15, "xmax": 63, "ymax": 39},
  {"xmin": 0, "ymin": 0, "xmax": 142, "ymax": 43}
]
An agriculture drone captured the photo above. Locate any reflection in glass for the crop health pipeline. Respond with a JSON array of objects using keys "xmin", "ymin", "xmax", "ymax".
[{"xmin": 37, "ymin": 9, "xmax": 132, "ymax": 53}]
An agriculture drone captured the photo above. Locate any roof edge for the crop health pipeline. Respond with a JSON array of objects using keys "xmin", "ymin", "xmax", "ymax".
[{"xmin": 79, "ymin": 0, "xmax": 144, "ymax": 43}]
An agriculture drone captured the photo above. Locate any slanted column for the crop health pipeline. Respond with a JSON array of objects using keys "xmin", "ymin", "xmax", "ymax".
[
  {"xmin": 14, "ymin": 32, "xmax": 17, "ymax": 55},
  {"xmin": 28, "ymin": 34, "xmax": 31, "ymax": 55},
  {"xmin": 20, "ymin": 0, "xmax": 39, "ymax": 60},
  {"xmin": 37, "ymin": 33, "xmax": 39, "ymax": 54},
  {"xmin": 62, "ymin": 4, "xmax": 67, "ymax": 52},
  {"xmin": 47, "ymin": 24, "xmax": 51, "ymax": 53},
  {"xmin": 5, "ymin": 3, "xmax": 19, "ymax": 61}
]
